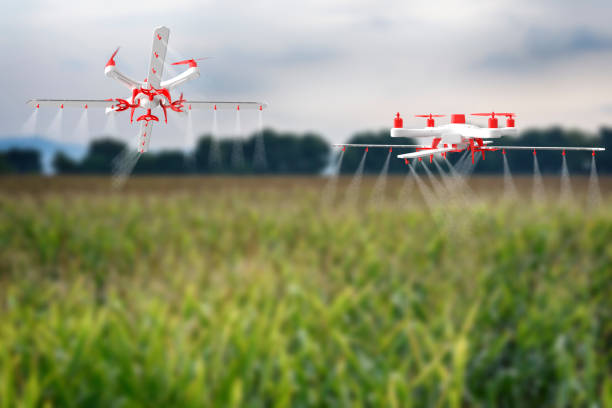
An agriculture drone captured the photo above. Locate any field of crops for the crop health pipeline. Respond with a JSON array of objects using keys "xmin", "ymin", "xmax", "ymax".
[{"xmin": 1, "ymin": 175, "xmax": 611, "ymax": 407}]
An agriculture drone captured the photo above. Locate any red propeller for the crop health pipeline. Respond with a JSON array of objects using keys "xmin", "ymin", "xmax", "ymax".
[
  {"xmin": 498, "ymin": 112, "xmax": 516, "ymax": 127},
  {"xmin": 171, "ymin": 57, "xmax": 210, "ymax": 68},
  {"xmin": 106, "ymin": 47, "xmax": 120, "ymax": 67},
  {"xmin": 470, "ymin": 112, "xmax": 509, "ymax": 128},
  {"xmin": 415, "ymin": 113, "xmax": 445, "ymax": 127}
]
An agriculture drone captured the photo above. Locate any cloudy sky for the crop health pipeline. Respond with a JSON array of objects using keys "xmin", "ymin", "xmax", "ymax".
[{"xmin": 1, "ymin": 0, "xmax": 611, "ymax": 148}]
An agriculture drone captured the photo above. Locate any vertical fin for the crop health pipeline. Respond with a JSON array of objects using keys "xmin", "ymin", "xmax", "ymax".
[
  {"xmin": 138, "ymin": 121, "xmax": 153, "ymax": 153},
  {"xmin": 147, "ymin": 26, "xmax": 170, "ymax": 89}
]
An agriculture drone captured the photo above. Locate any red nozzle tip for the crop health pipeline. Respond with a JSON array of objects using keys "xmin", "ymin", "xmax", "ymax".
[
  {"xmin": 365, "ymin": 147, "xmax": 369, "ymax": 152},
  {"xmin": 84, "ymin": 104, "xmax": 88, "ymax": 109},
  {"xmin": 592, "ymin": 150, "xmax": 595, "ymax": 156},
  {"xmin": 562, "ymin": 150, "xmax": 565, "ymax": 156},
  {"xmin": 389, "ymin": 147, "xmax": 392, "ymax": 153},
  {"xmin": 405, "ymin": 158, "xmax": 409, "ymax": 165},
  {"xmin": 60, "ymin": 104, "xmax": 64, "ymax": 109},
  {"xmin": 533, "ymin": 149, "xmax": 536, "ymax": 155},
  {"xmin": 502, "ymin": 149, "xmax": 506, "ymax": 155},
  {"xmin": 259, "ymin": 105, "xmax": 262, "ymax": 111},
  {"xmin": 237, "ymin": 105, "xmax": 240, "ymax": 111},
  {"xmin": 214, "ymin": 105, "xmax": 217, "ymax": 110},
  {"xmin": 189, "ymin": 104, "xmax": 192, "ymax": 110},
  {"xmin": 36, "ymin": 104, "xmax": 39, "ymax": 109}
]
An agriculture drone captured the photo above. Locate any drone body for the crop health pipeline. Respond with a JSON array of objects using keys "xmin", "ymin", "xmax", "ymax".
[
  {"xmin": 28, "ymin": 27, "xmax": 267, "ymax": 153},
  {"xmin": 336, "ymin": 112, "xmax": 604, "ymax": 163}
]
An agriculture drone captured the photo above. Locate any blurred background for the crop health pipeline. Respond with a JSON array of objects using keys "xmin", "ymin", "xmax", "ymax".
[{"xmin": 1, "ymin": 1, "xmax": 611, "ymax": 407}]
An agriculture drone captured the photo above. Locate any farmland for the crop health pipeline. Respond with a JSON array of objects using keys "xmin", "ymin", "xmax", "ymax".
[{"xmin": 0, "ymin": 175, "xmax": 611, "ymax": 407}]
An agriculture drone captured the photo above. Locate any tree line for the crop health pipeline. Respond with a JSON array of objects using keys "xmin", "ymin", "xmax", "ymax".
[
  {"xmin": 51, "ymin": 129, "xmax": 330, "ymax": 175},
  {"xmin": 1, "ymin": 127, "xmax": 610, "ymax": 175}
]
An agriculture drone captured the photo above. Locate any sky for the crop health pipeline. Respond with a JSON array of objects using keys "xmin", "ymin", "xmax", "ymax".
[{"xmin": 1, "ymin": 0, "xmax": 612, "ymax": 149}]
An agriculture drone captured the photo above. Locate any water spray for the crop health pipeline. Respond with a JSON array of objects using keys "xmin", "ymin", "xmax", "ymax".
[
  {"xmin": 48, "ymin": 108, "xmax": 64, "ymax": 139},
  {"xmin": 21, "ymin": 109, "xmax": 39, "ymax": 135},
  {"xmin": 344, "ymin": 149, "xmax": 368, "ymax": 207},
  {"xmin": 421, "ymin": 160, "xmax": 447, "ymax": 199},
  {"xmin": 532, "ymin": 151, "xmax": 546, "ymax": 203},
  {"xmin": 72, "ymin": 109, "xmax": 89, "ymax": 144},
  {"xmin": 253, "ymin": 107, "xmax": 267, "ymax": 171},
  {"xmin": 231, "ymin": 106, "xmax": 245, "ymax": 170},
  {"xmin": 112, "ymin": 126, "xmax": 145, "ymax": 188},
  {"xmin": 502, "ymin": 151, "xmax": 518, "ymax": 201},
  {"xmin": 397, "ymin": 165, "xmax": 415, "ymax": 209},
  {"xmin": 408, "ymin": 163, "xmax": 437, "ymax": 210},
  {"xmin": 560, "ymin": 152, "xmax": 573, "ymax": 203},
  {"xmin": 587, "ymin": 154, "xmax": 602, "ymax": 209},
  {"xmin": 183, "ymin": 108, "xmax": 197, "ymax": 170},
  {"xmin": 209, "ymin": 107, "xmax": 222, "ymax": 170},
  {"xmin": 321, "ymin": 150, "xmax": 345, "ymax": 207},
  {"xmin": 104, "ymin": 112, "xmax": 118, "ymax": 137},
  {"xmin": 370, "ymin": 149, "xmax": 392, "ymax": 208},
  {"xmin": 433, "ymin": 157, "xmax": 463, "ymax": 204}
]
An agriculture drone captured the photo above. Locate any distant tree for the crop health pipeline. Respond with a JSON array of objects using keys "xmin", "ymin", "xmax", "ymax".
[
  {"xmin": 598, "ymin": 127, "xmax": 612, "ymax": 173},
  {"xmin": 256, "ymin": 129, "xmax": 298, "ymax": 173},
  {"xmin": 2, "ymin": 149, "xmax": 41, "ymax": 173},
  {"xmin": 156, "ymin": 151, "xmax": 187, "ymax": 174},
  {"xmin": 194, "ymin": 135, "xmax": 222, "ymax": 173},
  {"xmin": 0, "ymin": 154, "xmax": 11, "ymax": 173},
  {"xmin": 296, "ymin": 133, "xmax": 330, "ymax": 173},
  {"xmin": 53, "ymin": 152, "xmax": 80, "ymax": 174},
  {"xmin": 137, "ymin": 151, "xmax": 187, "ymax": 174},
  {"xmin": 131, "ymin": 154, "xmax": 158, "ymax": 174},
  {"xmin": 193, "ymin": 129, "xmax": 329, "ymax": 174},
  {"xmin": 80, "ymin": 139, "xmax": 127, "ymax": 173}
]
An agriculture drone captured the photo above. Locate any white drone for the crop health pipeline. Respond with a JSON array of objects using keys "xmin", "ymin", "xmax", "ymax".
[
  {"xmin": 28, "ymin": 26, "xmax": 267, "ymax": 153},
  {"xmin": 335, "ymin": 112, "xmax": 605, "ymax": 163}
]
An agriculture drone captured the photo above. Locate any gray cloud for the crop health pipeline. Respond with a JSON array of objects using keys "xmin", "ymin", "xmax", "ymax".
[{"xmin": 480, "ymin": 27, "xmax": 612, "ymax": 70}]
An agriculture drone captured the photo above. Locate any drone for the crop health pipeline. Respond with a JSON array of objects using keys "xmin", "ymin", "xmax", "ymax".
[
  {"xmin": 28, "ymin": 26, "xmax": 267, "ymax": 153},
  {"xmin": 335, "ymin": 112, "xmax": 605, "ymax": 163}
]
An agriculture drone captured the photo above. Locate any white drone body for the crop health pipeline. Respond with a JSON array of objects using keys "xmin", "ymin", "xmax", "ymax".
[
  {"xmin": 29, "ymin": 26, "xmax": 268, "ymax": 153},
  {"xmin": 336, "ymin": 113, "xmax": 604, "ymax": 164}
]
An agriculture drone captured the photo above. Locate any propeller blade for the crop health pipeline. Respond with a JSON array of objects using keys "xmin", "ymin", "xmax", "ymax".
[
  {"xmin": 171, "ymin": 57, "xmax": 210, "ymax": 66},
  {"xmin": 415, "ymin": 114, "xmax": 445, "ymax": 118},
  {"xmin": 470, "ymin": 112, "xmax": 515, "ymax": 117},
  {"xmin": 106, "ymin": 47, "xmax": 120, "ymax": 67},
  {"xmin": 171, "ymin": 59, "xmax": 194, "ymax": 66}
]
